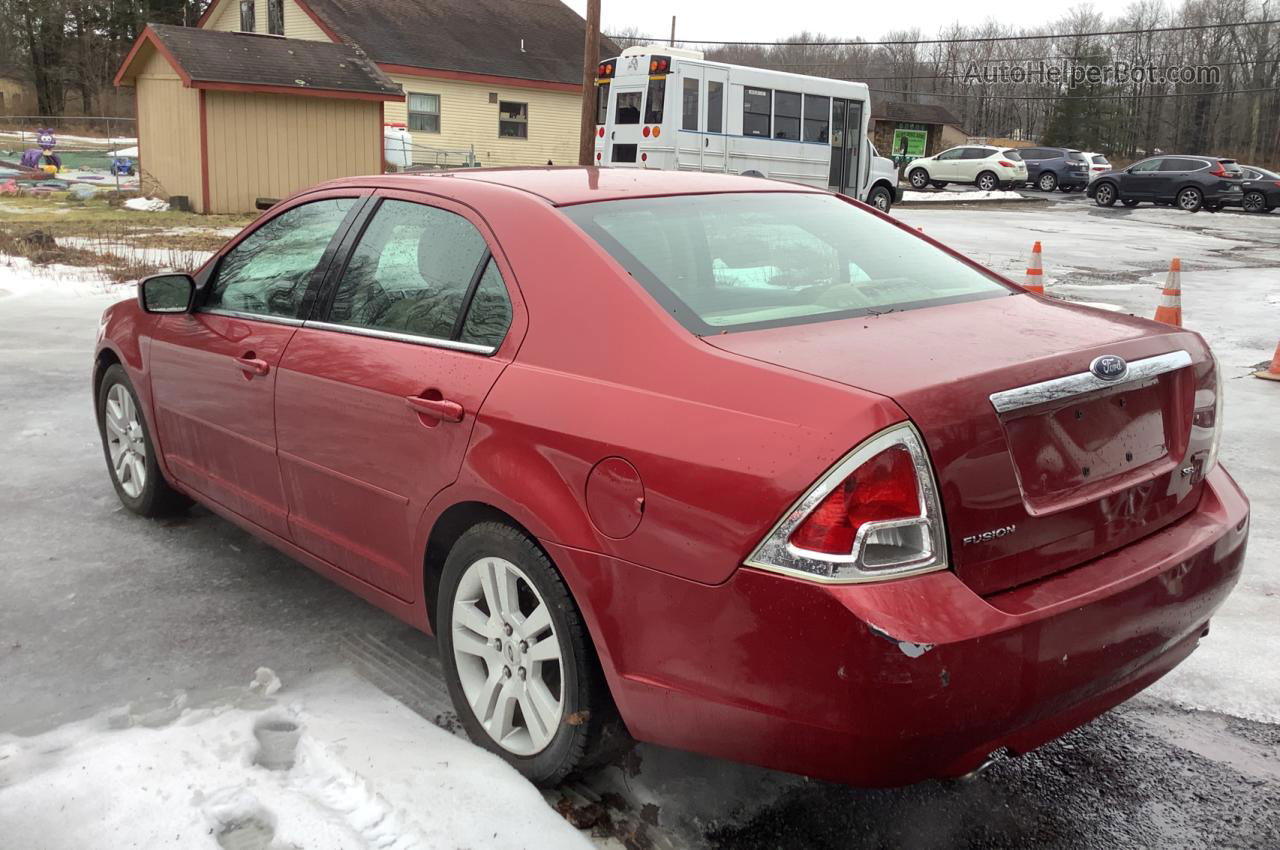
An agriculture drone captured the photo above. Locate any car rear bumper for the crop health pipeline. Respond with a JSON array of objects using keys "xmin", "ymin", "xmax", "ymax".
[{"xmin": 547, "ymin": 464, "xmax": 1248, "ymax": 787}]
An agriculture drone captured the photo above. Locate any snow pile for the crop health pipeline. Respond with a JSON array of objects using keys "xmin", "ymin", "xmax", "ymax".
[
  {"xmin": 902, "ymin": 189, "xmax": 1027, "ymax": 203},
  {"xmin": 0, "ymin": 669, "xmax": 590, "ymax": 850},
  {"xmin": 125, "ymin": 196, "xmax": 170, "ymax": 212}
]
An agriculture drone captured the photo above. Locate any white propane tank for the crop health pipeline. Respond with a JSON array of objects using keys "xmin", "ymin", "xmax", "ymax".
[{"xmin": 383, "ymin": 123, "xmax": 412, "ymax": 171}]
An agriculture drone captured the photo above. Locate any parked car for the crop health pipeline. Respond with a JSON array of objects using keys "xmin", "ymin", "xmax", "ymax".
[
  {"xmin": 1087, "ymin": 155, "xmax": 1245, "ymax": 212},
  {"xmin": 1018, "ymin": 147, "xmax": 1091, "ymax": 192},
  {"xmin": 906, "ymin": 145, "xmax": 1027, "ymax": 191},
  {"xmin": 1234, "ymin": 165, "xmax": 1279, "ymax": 214},
  {"xmin": 864, "ymin": 141, "xmax": 903, "ymax": 212},
  {"xmin": 95, "ymin": 168, "xmax": 1247, "ymax": 789},
  {"xmin": 1080, "ymin": 151, "xmax": 1111, "ymax": 182}
]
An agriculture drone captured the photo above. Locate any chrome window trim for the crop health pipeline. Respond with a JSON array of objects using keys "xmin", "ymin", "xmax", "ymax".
[
  {"xmin": 989, "ymin": 350, "xmax": 1192, "ymax": 414},
  {"xmin": 302, "ymin": 319, "xmax": 497, "ymax": 356},
  {"xmin": 199, "ymin": 308, "xmax": 305, "ymax": 327}
]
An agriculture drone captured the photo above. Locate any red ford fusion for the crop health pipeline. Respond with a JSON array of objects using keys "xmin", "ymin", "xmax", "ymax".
[{"xmin": 93, "ymin": 168, "xmax": 1248, "ymax": 787}]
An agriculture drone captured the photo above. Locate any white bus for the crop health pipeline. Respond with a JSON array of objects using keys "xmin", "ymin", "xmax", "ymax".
[{"xmin": 592, "ymin": 46, "xmax": 901, "ymax": 211}]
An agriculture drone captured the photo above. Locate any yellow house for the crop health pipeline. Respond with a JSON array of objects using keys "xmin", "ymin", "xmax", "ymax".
[
  {"xmin": 114, "ymin": 24, "xmax": 402, "ymax": 213},
  {"xmin": 198, "ymin": 0, "xmax": 604, "ymax": 168}
]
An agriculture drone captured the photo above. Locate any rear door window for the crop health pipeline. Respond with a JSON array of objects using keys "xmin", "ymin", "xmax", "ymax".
[
  {"xmin": 615, "ymin": 91, "xmax": 641, "ymax": 124},
  {"xmin": 644, "ymin": 78, "xmax": 666, "ymax": 124},
  {"xmin": 563, "ymin": 192, "xmax": 1009, "ymax": 334},
  {"xmin": 1159, "ymin": 158, "xmax": 1203, "ymax": 172},
  {"xmin": 961, "ymin": 148, "xmax": 992, "ymax": 159},
  {"xmin": 204, "ymin": 198, "xmax": 357, "ymax": 319},
  {"xmin": 326, "ymin": 199, "xmax": 511, "ymax": 348}
]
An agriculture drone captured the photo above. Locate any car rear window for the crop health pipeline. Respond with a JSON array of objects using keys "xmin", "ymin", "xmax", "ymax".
[
  {"xmin": 1219, "ymin": 160, "xmax": 1243, "ymax": 176},
  {"xmin": 561, "ymin": 193, "xmax": 1010, "ymax": 334},
  {"xmin": 1092, "ymin": 155, "xmax": 1109, "ymax": 165},
  {"xmin": 1066, "ymin": 151, "xmax": 1087, "ymax": 162},
  {"xmin": 1002, "ymin": 149, "xmax": 1023, "ymax": 161}
]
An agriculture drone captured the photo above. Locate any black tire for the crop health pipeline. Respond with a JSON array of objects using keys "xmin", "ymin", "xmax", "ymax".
[
  {"xmin": 1243, "ymin": 191, "xmax": 1271, "ymax": 214},
  {"xmin": 96, "ymin": 363, "xmax": 190, "ymax": 517},
  {"xmin": 1038, "ymin": 171, "xmax": 1058, "ymax": 191},
  {"xmin": 1094, "ymin": 182, "xmax": 1118, "ymax": 207},
  {"xmin": 976, "ymin": 171, "xmax": 998, "ymax": 191},
  {"xmin": 437, "ymin": 522, "xmax": 617, "ymax": 786},
  {"xmin": 1176, "ymin": 186, "xmax": 1203, "ymax": 212},
  {"xmin": 867, "ymin": 185, "xmax": 893, "ymax": 212},
  {"xmin": 1122, "ymin": 198, "xmax": 1141, "ymax": 207},
  {"xmin": 908, "ymin": 168, "xmax": 930, "ymax": 189}
]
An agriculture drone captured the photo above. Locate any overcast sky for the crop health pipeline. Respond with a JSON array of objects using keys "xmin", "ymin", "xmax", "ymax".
[{"xmin": 561, "ymin": 0, "xmax": 1089, "ymax": 44}]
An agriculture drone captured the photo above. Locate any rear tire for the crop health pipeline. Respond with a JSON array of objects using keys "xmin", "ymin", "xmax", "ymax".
[
  {"xmin": 1243, "ymin": 191, "xmax": 1271, "ymax": 213},
  {"xmin": 976, "ymin": 171, "xmax": 998, "ymax": 191},
  {"xmin": 908, "ymin": 168, "xmax": 930, "ymax": 189},
  {"xmin": 96, "ymin": 364, "xmax": 190, "ymax": 518},
  {"xmin": 1038, "ymin": 172, "xmax": 1058, "ymax": 192},
  {"xmin": 437, "ymin": 522, "xmax": 616, "ymax": 786},
  {"xmin": 1177, "ymin": 187, "xmax": 1204, "ymax": 212},
  {"xmin": 1094, "ymin": 182, "xmax": 1118, "ymax": 207}
]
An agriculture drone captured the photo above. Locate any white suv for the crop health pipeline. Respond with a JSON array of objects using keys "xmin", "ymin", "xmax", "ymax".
[{"xmin": 906, "ymin": 146, "xmax": 1028, "ymax": 192}]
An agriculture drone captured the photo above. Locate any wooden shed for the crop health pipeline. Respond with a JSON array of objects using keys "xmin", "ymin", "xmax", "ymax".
[{"xmin": 114, "ymin": 24, "xmax": 404, "ymax": 213}]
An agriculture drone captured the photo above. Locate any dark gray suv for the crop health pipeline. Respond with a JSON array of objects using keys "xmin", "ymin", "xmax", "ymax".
[
  {"xmin": 1019, "ymin": 147, "xmax": 1091, "ymax": 192},
  {"xmin": 1086, "ymin": 155, "xmax": 1245, "ymax": 212}
]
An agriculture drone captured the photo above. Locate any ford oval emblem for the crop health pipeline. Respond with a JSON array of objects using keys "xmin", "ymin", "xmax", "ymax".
[{"xmin": 1090, "ymin": 354, "xmax": 1129, "ymax": 382}]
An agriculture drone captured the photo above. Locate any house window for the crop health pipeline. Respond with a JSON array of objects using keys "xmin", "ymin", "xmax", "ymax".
[
  {"xmin": 267, "ymin": 0, "xmax": 283, "ymax": 34},
  {"xmin": 239, "ymin": 0, "xmax": 255, "ymax": 31},
  {"xmin": 499, "ymin": 101, "xmax": 528, "ymax": 138},
  {"xmin": 408, "ymin": 93, "xmax": 440, "ymax": 133},
  {"xmin": 743, "ymin": 87, "xmax": 771, "ymax": 137}
]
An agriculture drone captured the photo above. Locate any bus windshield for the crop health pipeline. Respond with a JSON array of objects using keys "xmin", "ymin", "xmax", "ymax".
[{"xmin": 563, "ymin": 193, "xmax": 1010, "ymax": 334}]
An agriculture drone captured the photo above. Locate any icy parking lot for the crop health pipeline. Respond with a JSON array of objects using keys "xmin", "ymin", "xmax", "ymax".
[{"xmin": 1, "ymin": 198, "xmax": 1278, "ymax": 849}]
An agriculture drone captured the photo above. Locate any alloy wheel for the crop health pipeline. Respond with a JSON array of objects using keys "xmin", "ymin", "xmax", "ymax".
[
  {"xmin": 104, "ymin": 383, "xmax": 147, "ymax": 498},
  {"xmin": 1096, "ymin": 184, "xmax": 1115, "ymax": 206},
  {"xmin": 977, "ymin": 173, "xmax": 997, "ymax": 191},
  {"xmin": 1039, "ymin": 173, "xmax": 1057, "ymax": 191},
  {"xmin": 909, "ymin": 169, "xmax": 928, "ymax": 189},
  {"xmin": 1178, "ymin": 188, "xmax": 1202, "ymax": 211},
  {"xmin": 451, "ymin": 556, "xmax": 564, "ymax": 756},
  {"xmin": 1243, "ymin": 192, "xmax": 1267, "ymax": 213}
]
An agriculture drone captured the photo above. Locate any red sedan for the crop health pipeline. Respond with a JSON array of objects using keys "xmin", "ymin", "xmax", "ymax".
[{"xmin": 93, "ymin": 168, "xmax": 1248, "ymax": 787}]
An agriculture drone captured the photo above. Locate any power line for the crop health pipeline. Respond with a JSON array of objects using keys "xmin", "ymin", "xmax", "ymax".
[
  {"xmin": 857, "ymin": 85, "xmax": 1280, "ymax": 100},
  {"xmin": 740, "ymin": 57, "xmax": 1271, "ymax": 75},
  {"xmin": 607, "ymin": 18, "xmax": 1280, "ymax": 48}
]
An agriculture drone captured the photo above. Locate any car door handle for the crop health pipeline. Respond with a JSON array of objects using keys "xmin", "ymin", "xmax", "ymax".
[
  {"xmin": 235, "ymin": 355, "xmax": 270, "ymax": 377},
  {"xmin": 405, "ymin": 395, "xmax": 464, "ymax": 423}
]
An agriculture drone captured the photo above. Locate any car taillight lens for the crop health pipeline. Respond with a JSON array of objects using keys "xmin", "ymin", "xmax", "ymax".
[
  {"xmin": 1273, "ymin": 181, "xmax": 1280, "ymax": 188},
  {"xmin": 1209, "ymin": 164, "xmax": 1227, "ymax": 177},
  {"xmin": 747, "ymin": 424, "xmax": 948, "ymax": 582},
  {"xmin": 998, "ymin": 160, "xmax": 1015, "ymax": 167}
]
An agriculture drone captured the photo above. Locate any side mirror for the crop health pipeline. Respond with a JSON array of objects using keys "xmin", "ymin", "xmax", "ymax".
[{"xmin": 138, "ymin": 273, "xmax": 195, "ymax": 314}]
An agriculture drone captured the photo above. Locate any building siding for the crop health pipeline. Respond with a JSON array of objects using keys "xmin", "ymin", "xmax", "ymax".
[
  {"xmin": 383, "ymin": 73, "xmax": 580, "ymax": 168},
  {"xmin": 133, "ymin": 49, "xmax": 203, "ymax": 210},
  {"xmin": 205, "ymin": 0, "xmax": 330, "ymax": 41},
  {"xmin": 204, "ymin": 91, "xmax": 379, "ymax": 213}
]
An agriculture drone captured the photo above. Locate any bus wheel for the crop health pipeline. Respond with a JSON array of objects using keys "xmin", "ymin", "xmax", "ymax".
[{"xmin": 867, "ymin": 186, "xmax": 893, "ymax": 212}]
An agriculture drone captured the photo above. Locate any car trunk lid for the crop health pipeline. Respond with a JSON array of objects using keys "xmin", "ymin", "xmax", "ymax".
[{"xmin": 704, "ymin": 294, "xmax": 1215, "ymax": 595}]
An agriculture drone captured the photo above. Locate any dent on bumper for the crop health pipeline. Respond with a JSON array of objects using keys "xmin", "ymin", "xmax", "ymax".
[{"xmin": 547, "ymin": 465, "xmax": 1249, "ymax": 787}]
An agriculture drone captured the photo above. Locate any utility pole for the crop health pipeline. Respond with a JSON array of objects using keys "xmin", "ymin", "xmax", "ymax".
[
  {"xmin": 578, "ymin": 0, "xmax": 601, "ymax": 166},
  {"xmin": 669, "ymin": 16, "xmax": 676, "ymax": 46}
]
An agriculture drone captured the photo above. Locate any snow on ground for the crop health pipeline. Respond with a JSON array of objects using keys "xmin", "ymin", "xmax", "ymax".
[
  {"xmin": 125, "ymin": 196, "xmax": 170, "ymax": 212},
  {"xmin": 56, "ymin": 235, "xmax": 214, "ymax": 271},
  {"xmin": 0, "ymin": 254, "xmax": 129, "ymax": 300},
  {"xmin": 0, "ymin": 668, "xmax": 591, "ymax": 850},
  {"xmin": 902, "ymin": 189, "xmax": 1028, "ymax": 203}
]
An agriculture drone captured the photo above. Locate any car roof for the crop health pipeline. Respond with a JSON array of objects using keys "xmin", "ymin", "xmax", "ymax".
[{"xmin": 315, "ymin": 167, "xmax": 823, "ymax": 207}]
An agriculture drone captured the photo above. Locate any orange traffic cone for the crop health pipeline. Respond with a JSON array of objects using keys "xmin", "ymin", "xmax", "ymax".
[
  {"xmin": 1256, "ymin": 340, "xmax": 1280, "ymax": 381},
  {"xmin": 1153, "ymin": 258, "xmax": 1182, "ymax": 327},
  {"xmin": 1023, "ymin": 241, "xmax": 1045, "ymax": 295}
]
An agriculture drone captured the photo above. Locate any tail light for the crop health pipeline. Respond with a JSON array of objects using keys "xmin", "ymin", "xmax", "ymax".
[
  {"xmin": 1208, "ymin": 163, "xmax": 1227, "ymax": 177},
  {"xmin": 1273, "ymin": 181, "xmax": 1280, "ymax": 188},
  {"xmin": 649, "ymin": 56, "xmax": 671, "ymax": 73},
  {"xmin": 745, "ymin": 424, "xmax": 948, "ymax": 582},
  {"xmin": 998, "ymin": 160, "xmax": 1015, "ymax": 167}
]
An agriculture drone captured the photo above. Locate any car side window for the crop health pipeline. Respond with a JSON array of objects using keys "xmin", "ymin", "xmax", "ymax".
[
  {"xmin": 1021, "ymin": 148, "xmax": 1042, "ymax": 159},
  {"xmin": 961, "ymin": 148, "xmax": 990, "ymax": 159},
  {"xmin": 1159, "ymin": 158, "xmax": 1198, "ymax": 172},
  {"xmin": 936, "ymin": 148, "xmax": 963, "ymax": 161},
  {"xmin": 459, "ymin": 259, "xmax": 513, "ymax": 348},
  {"xmin": 328, "ymin": 199, "xmax": 509, "ymax": 346},
  {"xmin": 1130, "ymin": 159, "xmax": 1163, "ymax": 173},
  {"xmin": 204, "ymin": 198, "xmax": 356, "ymax": 319}
]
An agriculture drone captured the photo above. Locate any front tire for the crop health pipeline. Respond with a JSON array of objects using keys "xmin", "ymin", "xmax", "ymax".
[
  {"xmin": 909, "ymin": 168, "xmax": 930, "ymax": 189},
  {"xmin": 976, "ymin": 171, "xmax": 998, "ymax": 191},
  {"xmin": 438, "ymin": 522, "xmax": 611, "ymax": 785},
  {"xmin": 1177, "ymin": 187, "xmax": 1204, "ymax": 212},
  {"xmin": 96, "ymin": 364, "xmax": 189, "ymax": 517},
  {"xmin": 867, "ymin": 185, "xmax": 893, "ymax": 212},
  {"xmin": 1094, "ymin": 182, "xmax": 1118, "ymax": 206},
  {"xmin": 1038, "ymin": 172, "xmax": 1058, "ymax": 191}
]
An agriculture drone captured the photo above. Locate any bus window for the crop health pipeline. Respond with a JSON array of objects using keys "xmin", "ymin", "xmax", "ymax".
[
  {"xmin": 707, "ymin": 81, "xmax": 724, "ymax": 133},
  {"xmin": 645, "ymin": 78, "xmax": 667, "ymax": 124},
  {"xmin": 597, "ymin": 83, "xmax": 610, "ymax": 125},
  {"xmin": 774, "ymin": 91, "xmax": 801, "ymax": 139},
  {"xmin": 616, "ymin": 91, "xmax": 642, "ymax": 124},
  {"xmin": 682, "ymin": 78, "xmax": 699, "ymax": 131},
  {"xmin": 744, "ymin": 88, "xmax": 771, "ymax": 137},
  {"xmin": 804, "ymin": 95, "xmax": 830, "ymax": 143}
]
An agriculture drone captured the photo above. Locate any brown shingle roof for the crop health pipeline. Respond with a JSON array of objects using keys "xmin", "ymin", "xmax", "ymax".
[
  {"xmin": 137, "ymin": 23, "xmax": 403, "ymax": 98},
  {"xmin": 303, "ymin": 0, "xmax": 615, "ymax": 85},
  {"xmin": 871, "ymin": 100, "xmax": 964, "ymax": 128}
]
